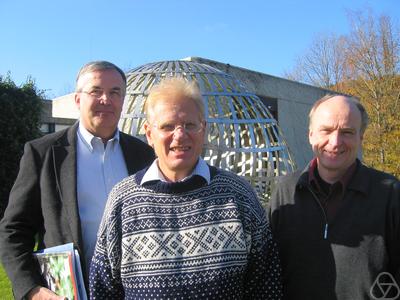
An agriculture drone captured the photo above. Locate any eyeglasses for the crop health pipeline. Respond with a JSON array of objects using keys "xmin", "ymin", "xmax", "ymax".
[
  {"xmin": 79, "ymin": 88, "xmax": 123, "ymax": 100},
  {"xmin": 152, "ymin": 122, "xmax": 204, "ymax": 136}
]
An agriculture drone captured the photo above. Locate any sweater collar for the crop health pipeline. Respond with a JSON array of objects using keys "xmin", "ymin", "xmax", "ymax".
[
  {"xmin": 140, "ymin": 157, "xmax": 210, "ymax": 185},
  {"xmin": 135, "ymin": 165, "xmax": 218, "ymax": 194}
]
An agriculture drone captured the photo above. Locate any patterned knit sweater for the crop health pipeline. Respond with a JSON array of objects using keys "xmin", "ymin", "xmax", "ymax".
[{"xmin": 89, "ymin": 166, "xmax": 282, "ymax": 299}]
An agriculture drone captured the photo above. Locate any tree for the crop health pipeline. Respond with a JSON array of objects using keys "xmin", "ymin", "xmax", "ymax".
[
  {"xmin": 285, "ymin": 33, "xmax": 347, "ymax": 90},
  {"xmin": 285, "ymin": 11, "xmax": 400, "ymax": 177},
  {"xmin": 0, "ymin": 74, "xmax": 44, "ymax": 218},
  {"xmin": 344, "ymin": 12, "xmax": 400, "ymax": 176}
]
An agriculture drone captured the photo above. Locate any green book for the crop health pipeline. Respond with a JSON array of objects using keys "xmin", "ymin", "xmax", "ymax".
[{"xmin": 34, "ymin": 243, "xmax": 87, "ymax": 300}]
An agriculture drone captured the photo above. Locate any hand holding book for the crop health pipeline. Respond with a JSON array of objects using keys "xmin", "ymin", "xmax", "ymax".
[
  {"xmin": 27, "ymin": 286, "xmax": 68, "ymax": 300},
  {"xmin": 34, "ymin": 243, "xmax": 87, "ymax": 300}
]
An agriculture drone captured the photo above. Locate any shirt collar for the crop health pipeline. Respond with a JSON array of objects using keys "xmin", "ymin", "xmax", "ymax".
[
  {"xmin": 141, "ymin": 157, "xmax": 210, "ymax": 185},
  {"xmin": 77, "ymin": 123, "xmax": 120, "ymax": 152},
  {"xmin": 308, "ymin": 157, "xmax": 358, "ymax": 191}
]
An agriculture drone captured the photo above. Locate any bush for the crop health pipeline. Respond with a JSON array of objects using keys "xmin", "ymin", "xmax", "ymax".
[{"xmin": 0, "ymin": 74, "xmax": 43, "ymax": 218}]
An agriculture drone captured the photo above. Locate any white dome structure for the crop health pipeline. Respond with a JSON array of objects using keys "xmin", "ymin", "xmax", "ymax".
[{"xmin": 120, "ymin": 60, "xmax": 296, "ymax": 203}]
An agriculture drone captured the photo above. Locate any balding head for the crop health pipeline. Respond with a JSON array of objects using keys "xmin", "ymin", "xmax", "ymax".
[{"xmin": 309, "ymin": 94, "xmax": 369, "ymax": 135}]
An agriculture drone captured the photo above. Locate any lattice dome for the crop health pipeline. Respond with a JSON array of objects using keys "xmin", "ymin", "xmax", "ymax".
[{"xmin": 120, "ymin": 60, "xmax": 296, "ymax": 203}]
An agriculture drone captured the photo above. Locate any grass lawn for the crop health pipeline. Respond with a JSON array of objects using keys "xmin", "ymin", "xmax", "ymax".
[{"xmin": 0, "ymin": 264, "xmax": 13, "ymax": 299}]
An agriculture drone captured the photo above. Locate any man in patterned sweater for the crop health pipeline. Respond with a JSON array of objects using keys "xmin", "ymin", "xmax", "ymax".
[{"xmin": 89, "ymin": 77, "xmax": 282, "ymax": 299}]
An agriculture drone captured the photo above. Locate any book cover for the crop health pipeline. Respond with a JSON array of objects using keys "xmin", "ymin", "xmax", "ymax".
[
  {"xmin": 34, "ymin": 243, "xmax": 87, "ymax": 300},
  {"xmin": 35, "ymin": 251, "xmax": 77, "ymax": 299}
]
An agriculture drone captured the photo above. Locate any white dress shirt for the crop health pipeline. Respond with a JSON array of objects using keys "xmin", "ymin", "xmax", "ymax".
[
  {"xmin": 76, "ymin": 124, "xmax": 128, "ymax": 272},
  {"xmin": 141, "ymin": 157, "xmax": 210, "ymax": 185}
]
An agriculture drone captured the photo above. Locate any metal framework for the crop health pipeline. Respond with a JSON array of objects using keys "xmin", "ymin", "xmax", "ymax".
[{"xmin": 120, "ymin": 60, "xmax": 296, "ymax": 202}]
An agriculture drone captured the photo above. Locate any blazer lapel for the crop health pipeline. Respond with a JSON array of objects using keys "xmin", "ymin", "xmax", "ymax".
[
  {"xmin": 120, "ymin": 132, "xmax": 139, "ymax": 175},
  {"xmin": 120, "ymin": 131, "xmax": 155, "ymax": 176},
  {"xmin": 52, "ymin": 123, "xmax": 83, "ymax": 253}
]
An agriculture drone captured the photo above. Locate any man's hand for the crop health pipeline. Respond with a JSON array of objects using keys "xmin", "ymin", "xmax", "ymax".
[{"xmin": 27, "ymin": 286, "xmax": 67, "ymax": 300}]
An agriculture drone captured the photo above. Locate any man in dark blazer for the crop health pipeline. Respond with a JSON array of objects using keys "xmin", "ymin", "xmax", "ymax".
[{"xmin": 0, "ymin": 61, "xmax": 155, "ymax": 300}]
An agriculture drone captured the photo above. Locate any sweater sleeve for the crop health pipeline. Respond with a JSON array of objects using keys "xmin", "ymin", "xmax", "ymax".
[
  {"xmin": 242, "ymin": 189, "xmax": 283, "ymax": 299},
  {"xmin": 89, "ymin": 188, "xmax": 125, "ymax": 299}
]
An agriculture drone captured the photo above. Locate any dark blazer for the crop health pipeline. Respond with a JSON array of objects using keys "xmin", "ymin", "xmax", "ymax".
[{"xmin": 0, "ymin": 122, "xmax": 155, "ymax": 300}]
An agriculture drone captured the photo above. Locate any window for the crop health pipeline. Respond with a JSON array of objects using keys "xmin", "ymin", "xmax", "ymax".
[{"xmin": 257, "ymin": 96, "xmax": 278, "ymax": 120}]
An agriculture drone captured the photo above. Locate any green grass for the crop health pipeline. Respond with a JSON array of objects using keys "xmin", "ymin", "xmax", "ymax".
[{"xmin": 0, "ymin": 264, "xmax": 13, "ymax": 299}]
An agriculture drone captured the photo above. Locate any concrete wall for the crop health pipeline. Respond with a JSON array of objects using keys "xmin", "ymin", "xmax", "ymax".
[
  {"xmin": 41, "ymin": 99, "xmax": 76, "ymax": 134},
  {"xmin": 52, "ymin": 93, "xmax": 79, "ymax": 119},
  {"xmin": 185, "ymin": 57, "xmax": 335, "ymax": 169}
]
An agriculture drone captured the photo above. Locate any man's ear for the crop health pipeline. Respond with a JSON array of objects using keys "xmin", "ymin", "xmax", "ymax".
[
  {"xmin": 74, "ymin": 92, "xmax": 81, "ymax": 110},
  {"xmin": 144, "ymin": 121, "xmax": 153, "ymax": 147},
  {"xmin": 308, "ymin": 129, "xmax": 312, "ymax": 143}
]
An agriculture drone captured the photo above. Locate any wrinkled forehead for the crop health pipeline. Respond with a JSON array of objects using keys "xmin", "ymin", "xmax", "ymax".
[
  {"xmin": 312, "ymin": 98, "xmax": 362, "ymax": 129},
  {"xmin": 147, "ymin": 94, "xmax": 203, "ymax": 120},
  {"xmin": 76, "ymin": 69, "xmax": 125, "ymax": 91}
]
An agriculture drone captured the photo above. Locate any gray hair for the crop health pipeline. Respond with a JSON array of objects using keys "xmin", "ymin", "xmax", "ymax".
[{"xmin": 75, "ymin": 60, "xmax": 126, "ymax": 92}]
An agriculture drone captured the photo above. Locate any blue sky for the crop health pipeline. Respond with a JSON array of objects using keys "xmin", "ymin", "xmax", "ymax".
[{"xmin": 1, "ymin": 0, "xmax": 399, "ymax": 98}]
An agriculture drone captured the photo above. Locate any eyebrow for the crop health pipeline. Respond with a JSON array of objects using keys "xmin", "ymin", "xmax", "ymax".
[
  {"xmin": 319, "ymin": 125, "xmax": 334, "ymax": 130},
  {"xmin": 319, "ymin": 125, "xmax": 356, "ymax": 132},
  {"xmin": 89, "ymin": 86, "xmax": 122, "ymax": 91},
  {"xmin": 339, "ymin": 127, "xmax": 356, "ymax": 132}
]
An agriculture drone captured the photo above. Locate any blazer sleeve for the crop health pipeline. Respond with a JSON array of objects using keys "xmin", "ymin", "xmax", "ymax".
[{"xmin": 0, "ymin": 142, "xmax": 47, "ymax": 300}]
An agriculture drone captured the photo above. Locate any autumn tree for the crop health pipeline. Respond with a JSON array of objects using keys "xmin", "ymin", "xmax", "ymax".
[
  {"xmin": 285, "ymin": 11, "xmax": 400, "ymax": 177},
  {"xmin": 344, "ymin": 12, "xmax": 400, "ymax": 176}
]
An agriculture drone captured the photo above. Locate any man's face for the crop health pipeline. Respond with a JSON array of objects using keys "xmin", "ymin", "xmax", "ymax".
[
  {"xmin": 144, "ymin": 95, "xmax": 205, "ymax": 182},
  {"xmin": 309, "ymin": 96, "xmax": 363, "ymax": 181},
  {"xmin": 74, "ymin": 69, "xmax": 125, "ymax": 140}
]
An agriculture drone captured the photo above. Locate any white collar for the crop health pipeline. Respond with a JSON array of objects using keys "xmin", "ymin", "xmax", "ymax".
[
  {"xmin": 77, "ymin": 123, "xmax": 120, "ymax": 151},
  {"xmin": 141, "ymin": 157, "xmax": 210, "ymax": 185}
]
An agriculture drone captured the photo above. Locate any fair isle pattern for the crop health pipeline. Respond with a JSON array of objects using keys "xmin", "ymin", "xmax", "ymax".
[
  {"xmin": 121, "ymin": 221, "xmax": 247, "ymax": 267},
  {"xmin": 90, "ymin": 167, "xmax": 282, "ymax": 299}
]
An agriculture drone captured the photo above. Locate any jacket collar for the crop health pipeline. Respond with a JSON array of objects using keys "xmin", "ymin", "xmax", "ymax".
[
  {"xmin": 346, "ymin": 161, "xmax": 370, "ymax": 195},
  {"xmin": 297, "ymin": 159, "xmax": 368, "ymax": 196}
]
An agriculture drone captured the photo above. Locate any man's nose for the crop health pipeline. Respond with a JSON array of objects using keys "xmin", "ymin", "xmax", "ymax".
[
  {"xmin": 173, "ymin": 126, "xmax": 187, "ymax": 138},
  {"xmin": 99, "ymin": 92, "xmax": 112, "ymax": 104},
  {"xmin": 329, "ymin": 131, "xmax": 341, "ymax": 145}
]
